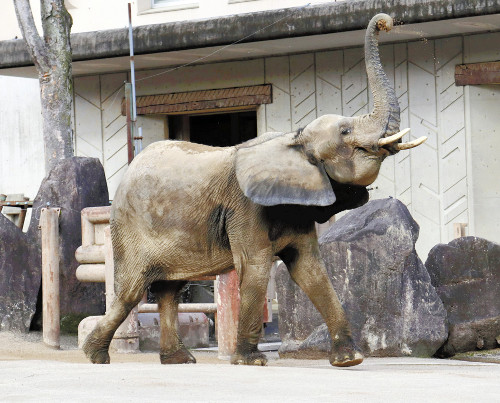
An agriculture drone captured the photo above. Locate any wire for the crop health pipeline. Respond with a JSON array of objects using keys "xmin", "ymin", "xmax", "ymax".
[{"xmin": 135, "ymin": 3, "xmax": 311, "ymax": 83}]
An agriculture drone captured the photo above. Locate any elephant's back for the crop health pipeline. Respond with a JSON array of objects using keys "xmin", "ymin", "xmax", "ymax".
[{"xmin": 111, "ymin": 140, "xmax": 236, "ymax": 229}]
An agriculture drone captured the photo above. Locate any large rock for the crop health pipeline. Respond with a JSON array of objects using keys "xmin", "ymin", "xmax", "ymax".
[
  {"xmin": 1, "ymin": 157, "xmax": 108, "ymax": 332},
  {"xmin": 277, "ymin": 198, "xmax": 447, "ymax": 358},
  {"xmin": 425, "ymin": 237, "xmax": 500, "ymax": 357},
  {"xmin": 27, "ymin": 157, "xmax": 109, "ymax": 324},
  {"xmin": 0, "ymin": 215, "xmax": 39, "ymax": 331}
]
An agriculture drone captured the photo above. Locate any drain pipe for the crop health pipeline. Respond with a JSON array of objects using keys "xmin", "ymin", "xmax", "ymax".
[{"xmin": 128, "ymin": 3, "xmax": 143, "ymax": 158}]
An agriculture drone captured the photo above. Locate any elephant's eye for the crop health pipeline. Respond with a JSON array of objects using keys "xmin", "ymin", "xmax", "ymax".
[{"xmin": 340, "ymin": 127, "xmax": 351, "ymax": 135}]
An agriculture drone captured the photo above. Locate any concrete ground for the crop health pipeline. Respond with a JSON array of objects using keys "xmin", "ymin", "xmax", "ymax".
[{"xmin": 1, "ymin": 332, "xmax": 499, "ymax": 402}]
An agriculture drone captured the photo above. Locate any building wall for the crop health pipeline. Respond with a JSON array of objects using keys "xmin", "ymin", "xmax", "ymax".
[
  {"xmin": 0, "ymin": 76, "xmax": 43, "ymax": 199},
  {"xmin": 464, "ymin": 32, "xmax": 500, "ymax": 243},
  {"xmin": 72, "ymin": 31, "xmax": 500, "ymax": 259}
]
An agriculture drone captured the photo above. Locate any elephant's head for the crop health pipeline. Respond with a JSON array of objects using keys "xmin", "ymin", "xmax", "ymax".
[{"xmin": 235, "ymin": 14, "xmax": 426, "ymax": 207}]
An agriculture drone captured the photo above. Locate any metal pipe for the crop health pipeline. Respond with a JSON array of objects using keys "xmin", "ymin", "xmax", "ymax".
[
  {"xmin": 138, "ymin": 303, "xmax": 218, "ymax": 314},
  {"xmin": 128, "ymin": 3, "xmax": 143, "ymax": 157},
  {"xmin": 128, "ymin": 3, "xmax": 136, "ymax": 124},
  {"xmin": 41, "ymin": 207, "xmax": 61, "ymax": 349}
]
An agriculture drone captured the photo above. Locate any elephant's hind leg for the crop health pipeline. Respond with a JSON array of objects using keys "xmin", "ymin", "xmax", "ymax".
[
  {"xmin": 151, "ymin": 280, "xmax": 196, "ymax": 364},
  {"xmin": 82, "ymin": 293, "xmax": 142, "ymax": 364}
]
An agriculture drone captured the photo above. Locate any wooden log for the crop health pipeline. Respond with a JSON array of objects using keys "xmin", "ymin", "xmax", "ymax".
[
  {"xmin": 75, "ymin": 245, "xmax": 106, "ymax": 264},
  {"xmin": 216, "ymin": 270, "xmax": 240, "ymax": 360},
  {"xmin": 76, "ymin": 264, "xmax": 105, "ymax": 282},
  {"xmin": 80, "ymin": 206, "xmax": 111, "ymax": 223},
  {"xmin": 41, "ymin": 207, "xmax": 61, "ymax": 349}
]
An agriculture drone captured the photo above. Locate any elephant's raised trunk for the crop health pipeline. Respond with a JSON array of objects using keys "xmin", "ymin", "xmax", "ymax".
[{"xmin": 365, "ymin": 13, "xmax": 400, "ymax": 136}]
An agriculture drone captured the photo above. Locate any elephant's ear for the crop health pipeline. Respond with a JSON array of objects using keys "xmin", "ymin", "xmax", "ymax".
[{"xmin": 235, "ymin": 135, "xmax": 336, "ymax": 206}]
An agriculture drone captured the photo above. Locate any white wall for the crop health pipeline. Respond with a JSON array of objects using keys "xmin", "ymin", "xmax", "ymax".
[
  {"xmin": 464, "ymin": 32, "xmax": 500, "ymax": 243},
  {"xmin": 0, "ymin": 0, "xmax": 342, "ymax": 41},
  {"xmin": 0, "ymin": 76, "xmax": 44, "ymax": 199}
]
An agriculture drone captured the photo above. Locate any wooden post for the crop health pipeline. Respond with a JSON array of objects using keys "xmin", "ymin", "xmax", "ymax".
[
  {"xmin": 453, "ymin": 223, "xmax": 468, "ymax": 239},
  {"xmin": 41, "ymin": 207, "xmax": 61, "ymax": 349},
  {"xmin": 216, "ymin": 270, "xmax": 240, "ymax": 360}
]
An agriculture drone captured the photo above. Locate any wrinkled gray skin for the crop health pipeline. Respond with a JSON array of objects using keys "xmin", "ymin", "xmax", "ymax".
[{"xmin": 84, "ymin": 14, "xmax": 404, "ymax": 367}]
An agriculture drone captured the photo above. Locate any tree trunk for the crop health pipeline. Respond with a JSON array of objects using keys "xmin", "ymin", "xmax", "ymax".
[{"xmin": 14, "ymin": 0, "xmax": 74, "ymax": 173}]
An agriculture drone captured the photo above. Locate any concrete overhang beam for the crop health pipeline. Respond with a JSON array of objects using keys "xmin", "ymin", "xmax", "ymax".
[{"xmin": 1, "ymin": 0, "xmax": 500, "ymax": 77}]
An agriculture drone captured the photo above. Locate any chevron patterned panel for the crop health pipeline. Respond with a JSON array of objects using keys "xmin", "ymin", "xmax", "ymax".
[
  {"xmin": 315, "ymin": 50, "xmax": 343, "ymax": 116},
  {"xmin": 407, "ymin": 40, "xmax": 442, "ymax": 256},
  {"xmin": 101, "ymin": 73, "xmax": 128, "ymax": 199},
  {"xmin": 74, "ymin": 76, "xmax": 103, "ymax": 162},
  {"xmin": 264, "ymin": 56, "xmax": 292, "ymax": 133},
  {"xmin": 290, "ymin": 54, "xmax": 316, "ymax": 131},
  {"xmin": 435, "ymin": 37, "xmax": 468, "ymax": 242},
  {"xmin": 394, "ymin": 43, "xmax": 412, "ymax": 207},
  {"xmin": 342, "ymin": 47, "xmax": 368, "ymax": 118}
]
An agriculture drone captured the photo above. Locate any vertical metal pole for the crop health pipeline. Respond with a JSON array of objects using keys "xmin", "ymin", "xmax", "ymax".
[
  {"xmin": 41, "ymin": 207, "xmax": 60, "ymax": 349},
  {"xmin": 128, "ymin": 3, "xmax": 143, "ymax": 158},
  {"xmin": 128, "ymin": 3, "xmax": 137, "ymax": 124},
  {"xmin": 125, "ymin": 83, "xmax": 134, "ymax": 164},
  {"xmin": 216, "ymin": 270, "xmax": 240, "ymax": 360}
]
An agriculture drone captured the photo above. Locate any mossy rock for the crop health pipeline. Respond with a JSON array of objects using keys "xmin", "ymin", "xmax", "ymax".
[{"xmin": 60, "ymin": 314, "xmax": 89, "ymax": 334}]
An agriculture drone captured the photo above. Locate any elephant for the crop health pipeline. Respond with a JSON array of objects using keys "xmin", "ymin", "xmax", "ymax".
[{"xmin": 83, "ymin": 13, "xmax": 426, "ymax": 367}]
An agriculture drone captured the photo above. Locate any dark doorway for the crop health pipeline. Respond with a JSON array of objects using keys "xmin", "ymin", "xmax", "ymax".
[{"xmin": 169, "ymin": 110, "xmax": 257, "ymax": 146}]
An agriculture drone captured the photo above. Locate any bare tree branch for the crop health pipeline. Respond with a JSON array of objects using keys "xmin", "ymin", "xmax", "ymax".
[{"xmin": 13, "ymin": 0, "xmax": 50, "ymax": 72}]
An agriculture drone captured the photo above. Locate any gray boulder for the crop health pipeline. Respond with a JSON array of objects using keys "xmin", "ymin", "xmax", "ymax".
[
  {"xmin": 277, "ymin": 198, "xmax": 447, "ymax": 358},
  {"xmin": 0, "ymin": 215, "xmax": 39, "ymax": 331},
  {"xmin": 0, "ymin": 157, "xmax": 109, "ymax": 332},
  {"xmin": 27, "ymin": 157, "xmax": 109, "ymax": 326},
  {"xmin": 426, "ymin": 237, "xmax": 500, "ymax": 357}
]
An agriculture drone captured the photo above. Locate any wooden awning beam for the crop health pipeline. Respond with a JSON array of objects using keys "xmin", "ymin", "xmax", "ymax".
[
  {"xmin": 455, "ymin": 61, "xmax": 500, "ymax": 86},
  {"xmin": 122, "ymin": 84, "xmax": 272, "ymax": 116}
]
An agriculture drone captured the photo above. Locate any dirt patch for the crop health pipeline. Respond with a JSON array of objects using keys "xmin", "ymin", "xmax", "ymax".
[{"xmin": 0, "ymin": 331, "xmax": 228, "ymax": 365}]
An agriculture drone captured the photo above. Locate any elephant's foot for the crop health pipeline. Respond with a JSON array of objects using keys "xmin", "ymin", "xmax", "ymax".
[
  {"xmin": 82, "ymin": 338, "xmax": 111, "ymax": 364},
  {"xmin": 160, "ymin": 347, "xmax": 196, "ymax": 364},
  {"xmin": 329, "ymin": 339, "xmax": 363, "ymax": 367},
  {"xmin": 230, "ymin": 340, "xmax": 267, "ymax": 366},
  {"xmin": 230, "ymin": 350, "xmax": 267, "ymax": 366}
]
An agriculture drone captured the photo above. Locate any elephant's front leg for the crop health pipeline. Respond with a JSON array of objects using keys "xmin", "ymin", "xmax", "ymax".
[
  {"xmin": 281, "ymin": 236, "xmax": 363, "ymax": 367},
  {"xmin": 230, "ymin": 249, "xmax": 272, "ymax": 366}
]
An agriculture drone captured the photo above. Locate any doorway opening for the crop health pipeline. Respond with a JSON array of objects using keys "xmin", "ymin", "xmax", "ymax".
[{"xmin": 168, "ymin": 110, "xmax": 257, "ymax": 146}]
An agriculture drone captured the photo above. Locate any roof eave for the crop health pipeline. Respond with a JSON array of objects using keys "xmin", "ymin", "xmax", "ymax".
[{"xmin": 1, "ymin": 0, "xmax": 500, "ymax": 69}]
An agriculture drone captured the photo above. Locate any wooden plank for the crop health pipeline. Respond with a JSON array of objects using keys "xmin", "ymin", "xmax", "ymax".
[
  {"xmin": 455, "ymin": 62, "xmax": 500, "ymax": 86},
  {"xmin": 453, "ymin": 223, "xmax": 467, "ymax": 239},
  {"xmin": 122, "ymin": 85, "xmax": 272, "ymax": 116}
]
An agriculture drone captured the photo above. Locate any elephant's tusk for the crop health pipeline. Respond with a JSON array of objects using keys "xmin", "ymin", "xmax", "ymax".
[
  {"xmin": 378, "ymin": 128, "xmax": 411, "ymax": 147},
  {"xmin": 397, "ymin": 136, "xmax": 428, "ymax": 150}
]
